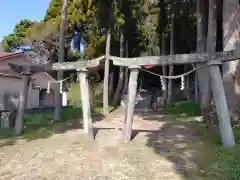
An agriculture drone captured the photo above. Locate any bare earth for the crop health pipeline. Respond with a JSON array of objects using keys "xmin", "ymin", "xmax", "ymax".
[{"xmin": 0, "ymin": 109, "xmax": 202, "ymax": 180}]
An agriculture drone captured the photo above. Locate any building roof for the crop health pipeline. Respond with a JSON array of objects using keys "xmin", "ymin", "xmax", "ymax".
[
  {"xmin": 0, "ymin": 51, "xmax": 56, "ymax": 90},
  {"xmin": 0, "ymin": 52, "xmax": 25, "ymax": 79},
  {"xmin": 0, "ymin": 70, "xmax": 22, "ymax": 79},
  {"xmin": 0, "ymin": 52, "xmax": 23, "ymax": 60}
]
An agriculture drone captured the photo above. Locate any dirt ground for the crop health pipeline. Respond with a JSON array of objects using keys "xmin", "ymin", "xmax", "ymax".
[{"xmin": 0, "ymin": 109, "xmax": 203, "ymax": 180}]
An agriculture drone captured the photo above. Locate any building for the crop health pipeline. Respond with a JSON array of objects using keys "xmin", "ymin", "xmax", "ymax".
[{"xmin": 0, "ymin": 52, "xmax": 59, "ymax": 109}]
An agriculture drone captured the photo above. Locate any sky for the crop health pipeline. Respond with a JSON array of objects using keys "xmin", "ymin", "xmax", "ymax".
[{"xmin": 0, "ymin": 0, "xmax": 51, "ymax": 41}]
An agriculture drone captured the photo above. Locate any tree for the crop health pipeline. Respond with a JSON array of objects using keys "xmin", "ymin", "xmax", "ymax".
[
  {"xmin": 54, "ymin": 0, "xmax": 68, "ymax": 122},
  {"xmin": 167, "ymin": 0, "xmax": 175, "ymax": 105},
  {"xmin": 196, "ymin": 0, "xmax": 211, "ymax": 121},
  {"xmin": 3, "ymin": 19, "xmax": 35, "ymax": 51},
  {"xmin": 113, "ymin": 30, "xmax": 125, "ymax": 105},
  {"xmin": 44, "ymin": 0, "xmax": 63, "ymax": 21},
  {"xmin": 3, "ymin": 0, "xmax": 218, "ymax": 119},
  {"xmin": 113, "ymin": 0, "xmax": 126, "ymax": 105},
  {"xmin": 103, "ymin": 0, "xmax": 113, "ymax": 115},
  {"xmin": 160, "ymin": 0, "xmax": 168, "ymax": 104},
  {"xmin": 2, "ymin": 34, "xmax": 20, "ymax": 52}
]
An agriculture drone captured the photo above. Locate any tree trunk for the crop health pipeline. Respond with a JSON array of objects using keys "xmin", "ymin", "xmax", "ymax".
[
  {"xmin": 194, "ymin": 69, "xmax": 199, "ymax": 102},
  {"xmin": 196, "ymin": 0, "xmax": 211, "ymax": 121},
  {"xmin": 160, "ymin": 0, "xmax": 167, "ymax": 104},
  {"xmin": 203, "ymin": 0, "xmax": 217, "ymax": 123},
  {"xmin": 207, "ymin": 0, "xmax": 217, "ymax": 52},
  {"xmin": 113, "ymin": 31, "xmax": 125, "ymax": 105},
  {"xmin": 103, "ymin": 21, "xmax": 112, "ymax": 116},
  {"xmin": 123, "ymin": 40, "xmax": 129, "ymax": 94},
  {"xmin": 167, "ymin": 1, "xmax": 175, "ymax": 105},
  {"xmin": 161, "ymin": 37, "xmax": 167, "ymax": 103},
  {"xmin": 109, "ymin": 70, "xmax": 114, "ymax": 96},
  {"xmin": 222, "ymin": 0, "xmax": 240, "ymax": 119},
  {"xmin": 184, "ymin": 65, "xmax": 191, "ymax": 100},
  {"xmin": 54, "ymin": 0, "xmax": 68, "ymax": 121}
]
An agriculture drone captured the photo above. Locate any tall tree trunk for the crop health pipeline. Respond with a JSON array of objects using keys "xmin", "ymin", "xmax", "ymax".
[
  {"xmin": 184, "ymin": 65, "xmax": 191, "ymax": 100},
  {"xmin": 123, "ymin": 40, "xmax": 129, "ymax": 94},
  {"xmin": 54, "ymin": 0, "xmax": 68, "ymax": 121},
  {"xmin": 222, "ymin": 0, "xmax": 240, "ymax": 119},
  {"xmin": 113, "ymin": 31, "xmax": 125, "ymax": 105},
  {"xmin": 167, "ymin": 1, "xmax": 175, "ymax": 105},
  {"xmin": 195, "ymin": 0, "xmax": 207, "ymax": 102},
  {"xmin": 194, "ymin": 69, "xmax": 199, "ymax": 102},
  {"xmin": 196, "ymin": 0, "xmax": 211, "ymax": 121},
  {"xmin": 161, "ymin": 37, "xmax": 167, "ymax": 103},
  {"xmin": 207, "ymin": 0, "xmax": 217, "ymax": 52},
  {"xmin": 160, "ymin": 0, "xmax": 167, "ymax": 104},
  {"xmin": 109, "ymin": 70, "xmax": 114, "ymax": 96},
  {"xmin": 204, "ymin": 0, "xmax": 217, "ymax": 122},
  {"xmin": 103, "ymin": 4, "xmax": 112, "ymax": 115}
]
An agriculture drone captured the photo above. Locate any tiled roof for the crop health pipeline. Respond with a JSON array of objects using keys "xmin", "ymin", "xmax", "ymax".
[
  {"xmin": 0, "ymin": 52, "xmax": 24, "ymax": 78},
  {"xmin": 0, "ymin": 52, "xmax": 23, "ymax": 59}
]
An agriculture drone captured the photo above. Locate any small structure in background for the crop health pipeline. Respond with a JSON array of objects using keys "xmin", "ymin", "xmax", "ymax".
[
  {"xmin": 0, "ymin": 52, "xmax": 58, "ymax": 109},
  {"xmin": 62, "ymin": 87, "xmax": 69, "ymax": 107}
]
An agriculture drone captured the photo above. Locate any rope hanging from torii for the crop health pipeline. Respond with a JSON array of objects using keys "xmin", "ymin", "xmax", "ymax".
[
  {"xmin": 47, "ymin": 72, "xmax": 77, "ymax": 94},
  {"xmin": 142, "ymin": 60, "xmax": 222, "ymax": 91},
  {"xmin": 46, "ymin": 60, "xmax": 222, "ymax": 93},
  {"xmin": 142, "ymin": 65, "xmax": 188, "ymax": 91}
]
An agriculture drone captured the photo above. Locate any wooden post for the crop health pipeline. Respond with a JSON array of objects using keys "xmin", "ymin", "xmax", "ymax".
[
  {"xmin": 78, "ymin": 69, "xmax": 94, "ymax": 139},
  {"xmin": 123, "ymin": 66, "xmax": 139, "ymax": 142},
  {"xmin": 209, "ymin": 62, "xmax": 235, "ymax": 148},
  {"xmin": 15, "ymin": 73, "xmax": 30, "ymax": 135}
]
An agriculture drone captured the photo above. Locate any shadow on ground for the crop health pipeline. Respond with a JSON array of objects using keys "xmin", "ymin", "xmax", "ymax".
[
  {"xmin": 138, "ymin": 113, "xmax": 222, "ymax": 180},
  {"xmin": 90, "ymin": 112, "xmax": 213, "ymax": 179},
  {"xmin": 146, "ymin": 122, "xmax": 201, "ymax": 179}
]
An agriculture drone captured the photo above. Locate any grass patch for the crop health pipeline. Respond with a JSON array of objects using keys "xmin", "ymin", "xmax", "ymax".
[
  {"xmin": 163, "ymin": 102, "xmax": 240, "ymax": 180},
  {"xmin": 160, "ymin": 101, "xmax": 240, "ymax": 179},
  {"xmin": 163, "ymin": 101, "xmax": 201, "ymax": 117},
  {"xmin": 68, "ymin": 82, "xmax": 115, "ymax": 113},
  {"xmin": 22, "ymin": 105, "xmax": 105, "ymax": 140},
  {"xmin": 0, "ymin": 105, "xmax": 104, "ymax": 141},
  {"xmin": 23, "ymin": 107, "xmax": 84, "ymax": 140},
  {"xmin": 0, "ymin": 82, "xmax": 116, "ymax": 141},
  {"xmin": 192, "ymin": 123, "xmax": 240, "ymax": 180},
  {"xmin": 24, "ymin": 106, "xmax": 84, "ymax": 125}
]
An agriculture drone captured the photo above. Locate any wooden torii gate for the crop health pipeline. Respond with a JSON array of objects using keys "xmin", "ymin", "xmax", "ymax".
[{"xmin": 9, "ymin": 43, "xmax": 240, "ymax": 148}]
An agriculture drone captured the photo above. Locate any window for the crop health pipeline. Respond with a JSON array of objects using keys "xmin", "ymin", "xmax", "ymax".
[{"xmin": 39, "ymin": 89, "xmax": 47, "ymax": 100}]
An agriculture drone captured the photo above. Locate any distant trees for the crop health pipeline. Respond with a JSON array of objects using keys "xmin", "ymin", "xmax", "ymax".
[{"xmin": 3, "ymin": 19, "xmax": 35, "ymax": 51}]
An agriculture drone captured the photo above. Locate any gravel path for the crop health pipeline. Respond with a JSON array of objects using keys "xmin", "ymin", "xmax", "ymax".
[{"xmin": 0, "ymin": 110, "xmax": 201, "ymax": 180}]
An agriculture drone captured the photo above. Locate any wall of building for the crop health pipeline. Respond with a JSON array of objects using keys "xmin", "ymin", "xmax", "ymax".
[
  {"xmin": 0, "ymin": 76, "xmax": 41, "ymax": 109},
  {"xmin": 0, "ymin": 55, "xmax": 57, "ymax": 108}
]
